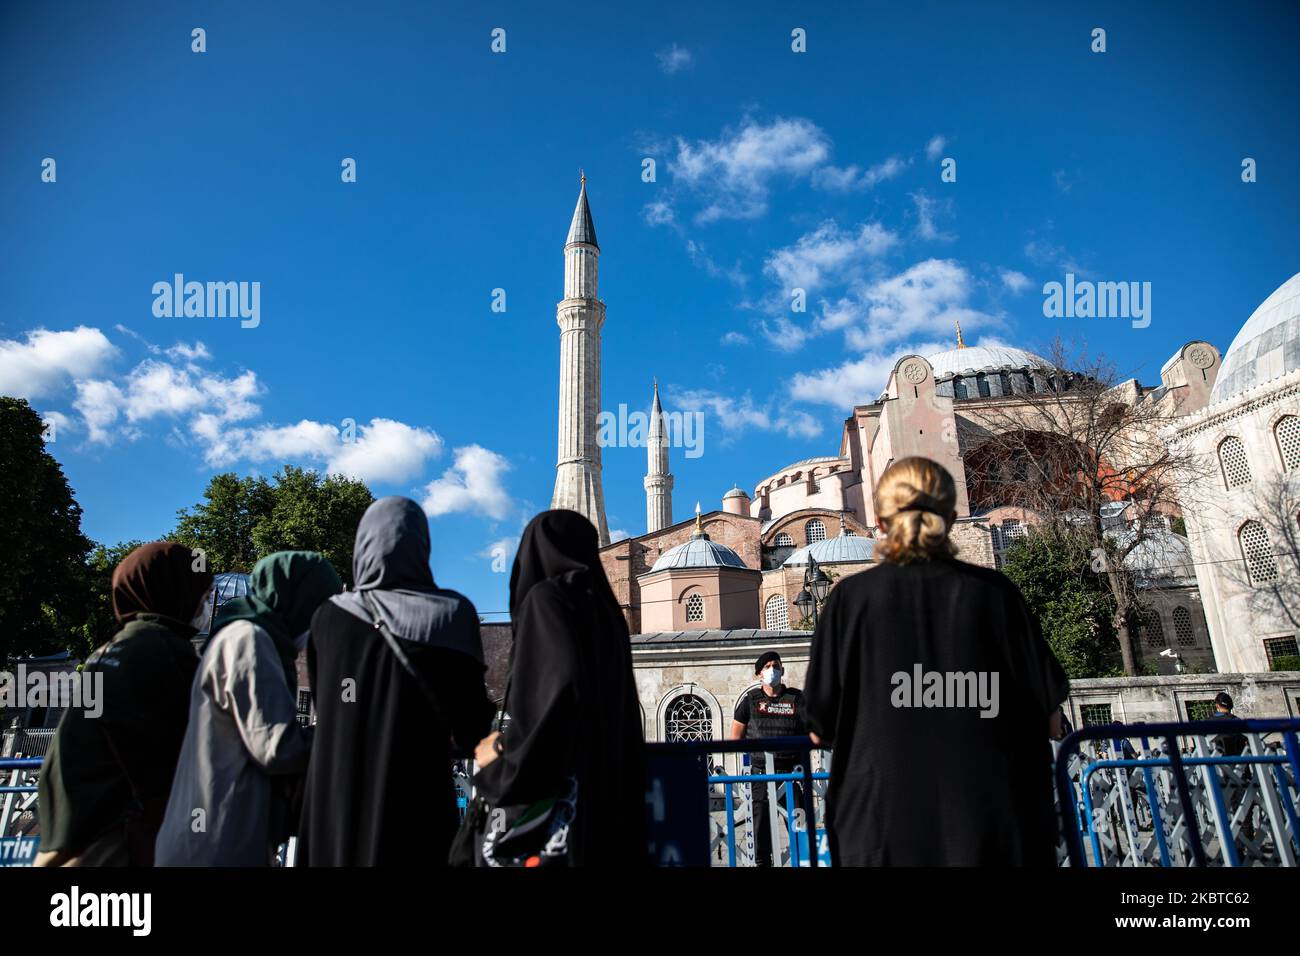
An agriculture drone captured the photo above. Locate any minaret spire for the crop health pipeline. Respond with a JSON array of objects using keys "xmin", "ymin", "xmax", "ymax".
[
  {"xmin": 955, "ymin": 319, "xmax": 966, "ymax": 349},
  {"xmin": 644, "ymin": 378, "xmax": 674, "ymax": 534},
  {"xmin": 552, "ymin": 174, "xmax": 610, "ymax": 544}
]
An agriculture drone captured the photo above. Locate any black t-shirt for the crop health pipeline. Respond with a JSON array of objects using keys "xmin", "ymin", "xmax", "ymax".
[{"xmin": 734, "ymin": 685, "xmax": 807, "ymax": 775}]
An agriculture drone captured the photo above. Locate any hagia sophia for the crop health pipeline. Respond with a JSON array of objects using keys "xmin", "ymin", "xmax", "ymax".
[{"xmin": 548, "ymin": 179, "xmax": 1300, "ymax": 744}]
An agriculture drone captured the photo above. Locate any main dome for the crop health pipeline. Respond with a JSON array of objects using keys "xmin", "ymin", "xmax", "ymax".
[
  {"xmin": 925, "ymin": 344, "xmax": 1053, "ymax": 379},
  {"xmin": 650, "ymin": 536, "xmax": 748, "ymax": 572},
  {"xmin": 1210, "ymin": 273, "xmax": 1300, "ymax": 404}
]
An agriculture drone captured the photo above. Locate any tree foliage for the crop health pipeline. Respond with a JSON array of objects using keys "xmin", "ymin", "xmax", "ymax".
[
  {"xmin": 1000, "ymin": 526, "xmax": 1123, "ymax": 679},
  {"xmin": 170, "ymin": 466, "xmax": 373, "ymax": 586},
  {"xmin": 0, "ymin": 398, "xmax": 93, "ymax": 663}
]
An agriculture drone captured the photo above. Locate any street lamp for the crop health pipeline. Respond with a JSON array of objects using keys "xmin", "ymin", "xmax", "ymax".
[{"xmin": 795, "ymin": 556, "xmax": 832, "ymax": 628}]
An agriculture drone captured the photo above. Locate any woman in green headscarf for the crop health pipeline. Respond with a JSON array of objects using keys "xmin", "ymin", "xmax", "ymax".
[{"xmin": 154, "ymin": 551, "xmax": 341, "ymax": 866}]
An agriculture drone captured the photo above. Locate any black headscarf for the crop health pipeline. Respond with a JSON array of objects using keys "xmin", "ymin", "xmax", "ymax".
[
  {"xmin": 111, "ymin": 541, "xmax": 214, "ymax": 626},
  {"xmin": 509, "ymin": 510, "xmax": 619, "ymax": 622}
]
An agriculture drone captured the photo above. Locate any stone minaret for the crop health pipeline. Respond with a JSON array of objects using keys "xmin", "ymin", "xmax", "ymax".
[
  {"xmin": 644, "ymin": 379, "xmax": 674, "ymax": 533},
  {"xmin": 551, "ymin": 172, "xmax": 610, "ymax": 545}
]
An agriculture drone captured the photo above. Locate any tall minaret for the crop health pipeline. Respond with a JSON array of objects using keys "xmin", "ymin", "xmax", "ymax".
[
  {"xmin": 644, "ymin": 378, "xmax": 674, "ymax": 533},
  {"xmin": 551, "ymin": 172, "xmax": 611, "ymax": 545}
]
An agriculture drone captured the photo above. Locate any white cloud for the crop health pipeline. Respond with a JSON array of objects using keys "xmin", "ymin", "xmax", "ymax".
[
  {"xmin": 0, "ymin": 327, "xmax": 116, "ymax": 400},
  {"xmin": 73, "ymin": 379, "xmax": 129, "ymax": 443},
  {"xmin": 764, "ymin": 220, "xmax": 897, "ymax": 292},
  {"xmin": 164, "ymin": 341, "xmax": 211, "ymax": 362},
  {"xmin": 642, "ymin": 200, "xmax": 675, "ymax": 227},
  {"xmin": 656, "ymin": 43, "xmax": 693, "ymax": 74},
  {"xmin": 608, "ymin": 528, "xmax": 631, "ymax": 543},
  {"xmin": 672, "ymin": 116, "xmax": 832, "ymax": 222},
  {"xmin": 686, "ymin": 240, "xmax": 747, "ymax": 286},
  {"xmin": 758, "ymin": 315, "xmax": 812, "ymax": 353},
  {"xmin": 840, "ymin": 259, "xmax": 994, "ymax": 348},
  {"xmin": 721, "ymin": 330, "xmax": 751, "ymax": 346},
  {"xmin": 925, "ymin": 135, "xmax": 947, "ymax": 162},
  {"xmin": 789, "ymin": 340, "xmax": 950, "ymax": 406},
  {"xmin": 671, "ymin": 387, "xmax": 822, "ymax": 439},
  {"xmin": 422, "ymin": 444, "xmax": 512, "ymax": 520},
  {"xmin": 196, "ymin": 416, "xmax": 444, "ymax": 486},
  {"xmin": 811, "ymin": 155, "xmax": 907, "ymax": 192},
  {"xmin": 999, "ymin": 269, "xmax": 1032, "ymax": 294},
  {"xmin": 911, "ymin": 191, "xmax": 954, "ymax": 242}
]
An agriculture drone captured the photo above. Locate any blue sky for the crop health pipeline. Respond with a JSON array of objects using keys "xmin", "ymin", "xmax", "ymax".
[{"xmin": 3, "ymin": 1, "xmax": 1298, "ymax": 621}]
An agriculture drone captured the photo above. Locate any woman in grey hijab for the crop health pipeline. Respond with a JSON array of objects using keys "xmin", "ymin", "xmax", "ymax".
[{"xmin": 297, "ymin": 497, "xmax": 495, "ymax": 865}]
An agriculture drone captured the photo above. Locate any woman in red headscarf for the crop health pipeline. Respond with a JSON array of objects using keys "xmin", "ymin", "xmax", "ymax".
[{"xmin": 35, "ymin": 542, "xmax": 213, "ymax": 867}]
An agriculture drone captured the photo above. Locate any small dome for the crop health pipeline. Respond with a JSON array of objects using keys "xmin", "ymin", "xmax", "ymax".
[
  {"xmin": 723, "ymin": 486, "xmax": 750, "ymax": 499},
  {"xmin": 925, "ymin": 344, "xmax": 1053, "ymax": 379},
  {"xmin": 650, "ymin": 536, "xmax": 748, "ymax": 572},
  {"xmin": 1118, "ymin": 530, "xmax": 1196, "ymax": 588},
  {"xmin": 783, "ymin": 534, "xmax": 875, "ymax": 567},
  {"xmin": 1210, "ymin": 273, "xmax": 1300, "ymax": 404}
]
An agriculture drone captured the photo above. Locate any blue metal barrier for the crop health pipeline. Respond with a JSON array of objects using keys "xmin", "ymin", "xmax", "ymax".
[
  {"xmin": 646, "ymin": 736, "xmax": 828, "ymax": 867},
  {"xmin": 1054, "ymin": 718, "xmax": 1300, "ymax": 867}
]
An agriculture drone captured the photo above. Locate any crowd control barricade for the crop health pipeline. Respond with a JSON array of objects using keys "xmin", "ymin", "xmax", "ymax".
[
  {"xmin": 1054, "ymin": 718, "xmax": 1300, "ymax": 867},
  {"xmin": 0, "ymin": 758, "xmax": 43, "ymax": 866},
  {"xmin": 645, "ymin": 736, "xmax": 830, "ymax": 867}
]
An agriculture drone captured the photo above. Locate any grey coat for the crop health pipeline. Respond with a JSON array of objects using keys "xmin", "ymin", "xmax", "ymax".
[{"xmin": 154, "ymin": 620, "xmax": 311, "ymax": 866}]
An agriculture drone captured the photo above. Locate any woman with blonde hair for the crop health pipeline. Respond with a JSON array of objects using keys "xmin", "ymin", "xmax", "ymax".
[{"xmin": 804, "ymin": 456, "xmax": 1068, "ymax": 866}]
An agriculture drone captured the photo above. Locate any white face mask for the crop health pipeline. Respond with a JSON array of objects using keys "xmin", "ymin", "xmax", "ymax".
[{"xmin": 763, "ymin": 666, "xmax": 783, "ymax": 687}]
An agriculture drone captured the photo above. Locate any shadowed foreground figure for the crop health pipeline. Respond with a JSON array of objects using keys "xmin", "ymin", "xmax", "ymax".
[
  {"xmin": 36, "ymin": 542, "xmax": 213, "ymax": 867},
  {"xmin": 155, "ymin": 550, "xmax": 341, "ymax": 866},
  {"xmin": 805, "ymin": 457, "xmax": 1069, "ymax": 866},
  {"xmin": 467, "ymin": 509, "xmax": 646, "ymax": 866},
  {"xmin": 297, "ymin": 497, "xmax": 494, "ymax": 866}
]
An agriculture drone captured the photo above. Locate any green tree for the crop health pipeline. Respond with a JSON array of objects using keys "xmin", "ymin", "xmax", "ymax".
[
  {"xmin": 0, "ymin": 398, "xmax": 93, "ymax": 663},
  {"xmin": 1000, "ymin": 527, "xmax": 1123, "ymax": 679},
  {"xmin": 170, "ymin": 466, "xmax": 373, "ymax": 586}
]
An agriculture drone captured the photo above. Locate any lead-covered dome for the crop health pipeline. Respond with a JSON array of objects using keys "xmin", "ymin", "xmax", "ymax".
[
  {"xmin": 925, "ymin": 344, "xmax": 1053, "ymax": 380},
  {"xmin": 1210, "ymin": 273, "xmax": 1300, "ymax": 404},
  {"xmin": 650, "ymin": 536, "xmax": 748, "ymax": 572},
  {"xmin": 783, "ymin": 534, "xmax": 876, "ymax": 566}
]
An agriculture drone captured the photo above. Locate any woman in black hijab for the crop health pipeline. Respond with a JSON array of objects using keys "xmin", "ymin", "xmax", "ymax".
[
  {"xmin": 804, "ymin": 457, "xmax": 1069, "ymax": 866},
  {"xmin": 36, "ymin": 542, "xmax": 213, "ymax": 866},
  {"xmin": 470, "ymin": 509, "xmax": 646, "ymax": 866},
  {"xmin": 297, "ymin": 496, "xmax": 494, "ymax": 866}
]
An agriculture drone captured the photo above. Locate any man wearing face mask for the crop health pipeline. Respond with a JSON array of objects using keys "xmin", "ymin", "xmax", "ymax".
[{"xmin": 728, "ymin": 652, "xmax": 807, "ymax": 867}]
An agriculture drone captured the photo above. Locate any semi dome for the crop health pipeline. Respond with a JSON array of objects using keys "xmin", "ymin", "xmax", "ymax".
[
  {"xmin": 783, "ymin": 534, "xmax": 876, "ymax": 567},
  {"xmin": 650, "ymin": 536, "xmax": 748, "ymax": 572},
  {"xmin": 1210, "ymin": 273, "xmax": 1300, "ymax": 404}
]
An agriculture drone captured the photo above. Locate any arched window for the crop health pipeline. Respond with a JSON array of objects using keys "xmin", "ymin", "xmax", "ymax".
[
  {"xmin": 685, "ymin": 592, "xmax": 705, "ymax": 623},
  {"xmin": 976, "ymin": 372, "xmax": 991, "ymax": 397},
  {"xmin": 1140, "ymin": 609, "xmax": 1165, "ymax": 649},
  {"xmin": 664, "ymin": 694, "xmax": 712, "ymax": 742},
  {"xmin": 805, "ymin": 518, "xmax": 826, "ymax": 544},
  {"xmin": 843, "ymin": 526, "xmax": 856, "ymax": 536},
  {"xmin": 1172, "ymin": 606, "xmax": 1195, "ymax": 647},
  {"xmin": 774, "ymin": 532, "xmax": 794, "ymax": 548},
  {"xmin": 953, "ymin": 377, "xmax": 968, "ymax": 399},
  {"xmin": 1219, "ymin": 436, "xmax": 1252, "ymax": 489},
  {"xmin": 1276, "ymin": 415, "xmax": 1300, "ymax": 471},
  {"xmin": 1239, "ymin": 521, "xmax": 1278, "ymax": 585},
  {"xmin": 764, "ymin": 594, "xmax": 790, "ymax": 630}
]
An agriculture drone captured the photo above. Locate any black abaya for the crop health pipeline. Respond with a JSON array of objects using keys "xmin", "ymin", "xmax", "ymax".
[
  {"xmin": 297, "ymin": 599, "xmax": 494, "ymax": 866},
  {"xmin": 804, "ymin": 558, "xmax": 1069, "ymax": 866},
  {"xmin": 471, "ymin": 511, "xmax": 646, "ymax": 866}
]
